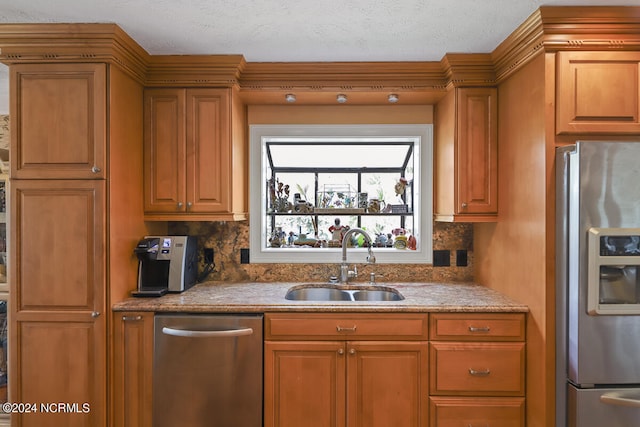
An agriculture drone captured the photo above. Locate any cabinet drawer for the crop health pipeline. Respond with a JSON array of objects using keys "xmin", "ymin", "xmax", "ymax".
[
  {"xmin": 430, "ymin": 342, "xmax": 525, "ymax": 396},
  {"xmin": 430, "ymin": 313, "xmax": 525, "ymax": 341},
  {"xmin": 430, "ymin": 396, "xmax": 525, "ymax": 427},
  {"xmin": 265, "ymin": 313, "xmax": 428, "ymax": 341}
]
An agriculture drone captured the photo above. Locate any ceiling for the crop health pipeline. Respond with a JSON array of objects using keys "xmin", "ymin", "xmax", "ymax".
[{"xmin": 0, "ymin": 0, "xmax": 638, "ymax": 113}]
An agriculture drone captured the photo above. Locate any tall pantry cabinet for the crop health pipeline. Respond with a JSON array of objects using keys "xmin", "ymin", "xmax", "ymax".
[{"xmin": 9, "ymin": 62, "xmax": 149, "ymax": 426}]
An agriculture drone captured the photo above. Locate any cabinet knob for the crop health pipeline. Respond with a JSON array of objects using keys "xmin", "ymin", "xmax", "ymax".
[
  {"xmin": 177, "ymin": 202, "xmax": 183, "ymax": 209},
  {"xmin": 91, "ymin": 166, "xmax": 101, "ymax": 173},
  {"xmin": 338, "ymin": 348, "xmax": 344, "ymax": 355},
  {"xmin": 461, "ymin": 202, "xmax": 468, "ymax": 209},
  {"xmin": 91, "ymin": 311, "xmax": 101, "ymax": 318},
  {"xmin": 349, "ymin": 348, "xmax": 356, "ymax": 355},
  {"xmin": 186, "ymin": 202, "xmax": 193, "ymax": 210}
]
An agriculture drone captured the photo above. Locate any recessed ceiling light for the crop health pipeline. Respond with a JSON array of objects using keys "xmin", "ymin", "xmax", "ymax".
[
  {"xmin": 336, "ymin": 94, "xmax": 348, "ymax": 103},
  {"xmin": 285, "ymin": 93, "xmax": 296, "ymax": 103},
  {"xmin": 388, "ymin": 94, "xmax": 399, "ymax": 103}
]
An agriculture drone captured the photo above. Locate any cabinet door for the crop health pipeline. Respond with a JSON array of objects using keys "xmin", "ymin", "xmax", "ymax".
[
  {"xmin": 456, "ymin": 87, "xmax": 498, "ymax": 216},
  {"xmin": 10, "ymin": 180, "xmax": 106, "ymax": 426},
  {"xmin": 144, "ymin": 88, "xmax": 187, "ymax": 213},
  {"xmin": 112, "ymin": 312, "xmax": 153, "ymax": 427},
  {"xmin": 557, "ymin": 51, "xmax": 640, "ymax": 134},
  {"xmin": 264, "ymin": 341, "xmax": 346, "ymax": 427},
  {"xmin": 186, "ymin": 89, "xmax": 231, "ymax": 213},
  {"xmin": 10, "ymin": 63, "xmax": 106, "ymax": 179},
  {"xmin": 347, "ymin": 341, "xmax": 428, "ymax": 427}
]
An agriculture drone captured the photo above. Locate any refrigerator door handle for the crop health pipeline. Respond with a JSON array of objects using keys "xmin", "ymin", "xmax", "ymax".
[
  {"xmin": 600, "ymin": 391, "xmax": 640, "ymax": 408},
  {"xmin": 162, "ymin": 326, "xmax": 254, "ymax": 338}
]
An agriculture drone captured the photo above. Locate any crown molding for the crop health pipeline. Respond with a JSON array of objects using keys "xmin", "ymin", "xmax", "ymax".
[
  {"xmin": 0, "ymin": 23, "xmax": 149, "ymax": 84},
  {"xmin": 492, "ymin": 6, "xmax": 640, "ymax": 83},
  {"xmin": 145, "ymin": 54, "xmax": 246, "ymax": 87},
  {"xmin": 0, "ymin": 7, "xmax": 639, "ymax": 103}
]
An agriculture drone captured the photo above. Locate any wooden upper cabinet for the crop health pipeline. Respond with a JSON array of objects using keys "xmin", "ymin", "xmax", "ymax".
[
  {"xmin": 10, "ymin": 63, "xmax": 107, "ymax": 179},
  {"xmin": 144, "ymin": 88, "xmax": 247, "ymax": 220},
  {"xmin": 435, "ymin": 87, "xmax": 498, "ymax": 222},
  {"xmin": 556, "ymin": 51, "xmax": 640, "ymax": 134}
]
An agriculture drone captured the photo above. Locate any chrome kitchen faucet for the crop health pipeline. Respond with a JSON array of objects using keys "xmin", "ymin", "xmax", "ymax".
[{"xmin": 339, "ymin": 227, "xmax": 376, "ymax": 283}]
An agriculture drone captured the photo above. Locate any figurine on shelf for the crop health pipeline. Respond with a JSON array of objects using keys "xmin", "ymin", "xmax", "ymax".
[
  {"xmin": 392, "ymin": 227, "xmax": 408, "ymax": 249},
  {"xmin": 269, "ymin": 227, "xmax": 286, "ymax": 247},
  {"xmin": 394, "ymin": 177, "xmax": 409, "ymax": 195},
  {"xmin": 328, "ymin": 218, "xmax": 349, "ymax": 245},
  {"xmin": 407, "ymin": 235, "xmax": 417, "ymax": 250},
  {"xmin": 268, "ymin": 177, "xmax": 292, "ymax": 212}
]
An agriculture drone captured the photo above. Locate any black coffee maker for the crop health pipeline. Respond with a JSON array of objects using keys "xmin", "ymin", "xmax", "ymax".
[{"xmin": 132, "ymin": 236, "xmax": 197, "ymax": 297}]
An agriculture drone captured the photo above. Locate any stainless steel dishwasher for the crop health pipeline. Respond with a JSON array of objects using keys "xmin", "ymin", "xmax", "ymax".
[{"xmin": 153, "ymin": 314, "xmax": 263, "ymax": 427}]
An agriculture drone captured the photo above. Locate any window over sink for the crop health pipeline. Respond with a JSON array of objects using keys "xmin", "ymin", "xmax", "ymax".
[{"xmin": 249, "ymin": 124, "xmax": 433, "ymax": 264}]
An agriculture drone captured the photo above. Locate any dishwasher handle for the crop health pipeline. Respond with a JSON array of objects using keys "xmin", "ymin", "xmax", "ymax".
[{"xmin": 162, "ymin": 326, "xmax": 254, "ymax": 338}]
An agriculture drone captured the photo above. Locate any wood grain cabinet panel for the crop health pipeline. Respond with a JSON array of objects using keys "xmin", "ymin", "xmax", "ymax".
[
  {"xmin": 429, "ymin": 313, "xmax": 526, "ymax": 426},
  {"xmin": 264, "ymin": 313, "xmax": 429, "ymax": 427},
  {"xmin": 144, "ymin": 87, "xmax": 247, "ymax": 220},
  {"xmin": 556, "ymin": 51, "xmax": 640, "ymax": 134},
  {"xmin": 266, "ymin": 313, "xmax": 428, "ymax": 341},
  {"xmin": 435, "ymin": 87, "xmax": 498, "ymax": 222},
  {"xmin": 10, "ymin": 180, "xmax": 106, "ymax": 426},
  {"xmin": 112, "ymin": 312, "xmax": 153, "ymax": 427},
  {"xmin": 264, "ymin": 340, "xmax": 346, "ymax": 427},
  {"xmin": 430, "ymin": 396, "xmax": 525, "ymax": 427},
  {"xmin": 10, "ymin": 63, "xmax": 106, "ymax": 179},
  {"xmin": 430, "ymin": 342, "xmax": 525, "ymax": 396},
  {"xmin": 430, "ymin": 312, "xmax": 525, "ymax": 341}
]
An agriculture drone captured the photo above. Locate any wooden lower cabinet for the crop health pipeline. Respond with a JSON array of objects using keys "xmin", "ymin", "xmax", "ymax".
[
  {"xmin": 264, "ymin": 313, "xmax": 429, "ymax": 427},
  {"xmin": 264, "ymin": 341, "xmax": 346, "ymax": 427},
  {"xmin": 429, "ymin": 313, "xmax": 526, "ymax": 427},
  {"xmin": 112, "ymin": 312, "xmax": 153, "ymax": 427},
  {"xmin": 429, "ymin": 396, "xmax": 525, "ymax": 427}
]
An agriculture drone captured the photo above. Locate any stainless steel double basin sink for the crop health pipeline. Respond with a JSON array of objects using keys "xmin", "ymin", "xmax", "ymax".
[{"xmin": 285, "ymin": 284, "xmax": 404, "ymax": 302}]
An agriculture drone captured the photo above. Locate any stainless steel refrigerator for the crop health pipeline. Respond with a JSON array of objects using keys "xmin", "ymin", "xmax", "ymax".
[{"xmin": 556, "ymin": 141, "xmax": 640, "ymax": 426}]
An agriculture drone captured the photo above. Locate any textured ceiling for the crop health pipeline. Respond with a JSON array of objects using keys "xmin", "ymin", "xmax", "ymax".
[{"xmin": 0, "ymin": 0, "xmax": 639, "ymax": 113}]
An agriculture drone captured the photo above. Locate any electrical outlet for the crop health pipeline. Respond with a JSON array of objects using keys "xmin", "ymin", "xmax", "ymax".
[
  {"xmin": 204, "ymin": 248, "xmax": 214, "ymax": 264},
  {"xmin": 433, "ymin": 250, "xmax": 450, "ymax": 267},
  {"xmin": 240, "ymin": 248, "xmax": 250, "ymax": 264},
  {"xmin": 456, "ymin": 250, "xmax": 468, "ymax": 267}
]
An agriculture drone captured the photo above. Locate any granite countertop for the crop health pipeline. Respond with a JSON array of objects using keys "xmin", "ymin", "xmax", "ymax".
[{"xmin": 112, "ymin": 281, "xmax": 528, "ymax": 313}]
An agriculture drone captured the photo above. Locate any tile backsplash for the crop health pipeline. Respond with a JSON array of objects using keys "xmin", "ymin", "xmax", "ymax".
[{"xmin": 169, "ymin": 221, "xmax": 473, "ymax": 283}]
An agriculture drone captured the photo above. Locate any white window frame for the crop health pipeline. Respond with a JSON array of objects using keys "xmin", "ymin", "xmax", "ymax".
[{"xmin": 249, "ymin": 124, "xmax": 433, "ymax": 264}]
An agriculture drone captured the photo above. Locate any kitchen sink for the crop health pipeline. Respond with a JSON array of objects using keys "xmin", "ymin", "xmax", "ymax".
[
  {"xmin": 352, "ymin": 289, "xmax": 404, "ymax": 301},
  {"xmin": 285, "ymin": 285, "xmax": 404, "ymax": 302},
  {"xmin": 284, "ymin": 286, "xmax": 353, "ymax": 301}
]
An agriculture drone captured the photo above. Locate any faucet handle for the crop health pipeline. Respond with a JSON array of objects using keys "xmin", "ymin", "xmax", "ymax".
[
  {"xmin": 348, "ymin": 265, "xmax": 358, "ymax": 279},
  {"xmin": 369, "ymin": 272, "xmax": 383, "ymax": 284}
]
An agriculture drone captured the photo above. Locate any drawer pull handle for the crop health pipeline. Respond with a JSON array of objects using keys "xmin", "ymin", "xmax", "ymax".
[
  {"xmin": 336, "ymin": 325, "xmax": 357, "ymax": 333},
  {"xmin": 467, "ymin": 424, "xmax": 489, "ymax": 427},
  {"xmin": 468, "ymin": 326, "xmax": 491, "ymax": 333},
  {"xmin": 122, "ymin": 315, "xmax": 142, "ymax": 321},
  {"xmin": 469, "ymin": 368, "xmax": 491, "ymax": 376}
]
